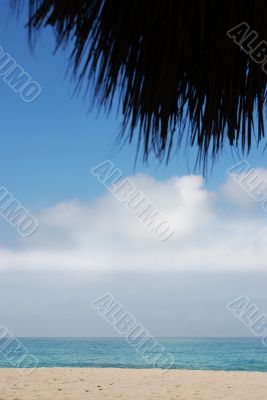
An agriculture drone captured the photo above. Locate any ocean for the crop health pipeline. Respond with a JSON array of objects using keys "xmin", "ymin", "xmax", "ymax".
[{"xmin": 0, "ymin": 337, "xmax": 266, "ymax": 372}]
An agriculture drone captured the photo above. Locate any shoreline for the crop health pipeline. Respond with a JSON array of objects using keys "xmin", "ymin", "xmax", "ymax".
[
  {"xmin": 1, "ymin": 366, "xmax": 267, "ymax": 373},
  {"xmin": 1, "ymin": 368, "xmax": 267, "ymax": 399}
]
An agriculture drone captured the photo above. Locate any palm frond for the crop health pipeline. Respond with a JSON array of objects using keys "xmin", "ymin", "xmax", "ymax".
[{"xmin": 11, "ymin": 0, "xmax": 267, "ymax": 169}]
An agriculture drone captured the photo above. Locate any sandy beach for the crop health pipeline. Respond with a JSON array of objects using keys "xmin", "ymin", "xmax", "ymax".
[{"xmin": 0, "ymin": 368, "xmax": 266, "ymax": 400}]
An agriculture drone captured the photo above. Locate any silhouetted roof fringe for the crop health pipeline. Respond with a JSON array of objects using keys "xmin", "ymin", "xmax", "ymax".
[{"xmin": 12, "ymin": 0, "xmax": 267, "ymax": 168}]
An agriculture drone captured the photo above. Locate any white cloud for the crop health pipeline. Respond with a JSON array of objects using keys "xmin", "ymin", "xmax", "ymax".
[{"xmin": 1, "ymin": 172, "xmax": 267, "ymax": 272}]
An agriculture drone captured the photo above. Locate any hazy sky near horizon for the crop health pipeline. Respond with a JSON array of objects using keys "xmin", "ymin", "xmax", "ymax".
[{"xmin": 1, "ymin": 2, "xmax": 267, "ymax": 336}]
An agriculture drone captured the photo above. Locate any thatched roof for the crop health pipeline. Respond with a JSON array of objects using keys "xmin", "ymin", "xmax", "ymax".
[{"xmin": 12, "ymin": 1, "xmax": 267, "ymax": 168}]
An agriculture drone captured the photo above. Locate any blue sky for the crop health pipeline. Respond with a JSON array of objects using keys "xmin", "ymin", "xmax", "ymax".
[
  {"xmin": 1, "ymin": 2, "xmax": 267, "ymax": 337},
  {"xmin": 1, "ymin": 1, "xmax": 266, "ymax": 212}
]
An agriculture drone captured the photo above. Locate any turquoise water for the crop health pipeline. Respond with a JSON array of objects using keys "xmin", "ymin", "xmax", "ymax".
[{"xmin": 0, "ymin": 338, "xmax": 266, "ymax": 372}]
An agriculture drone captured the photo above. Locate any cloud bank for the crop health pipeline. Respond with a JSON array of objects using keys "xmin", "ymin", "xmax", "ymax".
[{"xmin": 1, "ymin": 171, "xmax": 267, "ymax": 272}]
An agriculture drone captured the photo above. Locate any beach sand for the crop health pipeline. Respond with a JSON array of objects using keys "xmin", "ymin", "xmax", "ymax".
[{"xmin": 0, "ymin": 368, "xmax": 266, "ymax": 399}]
